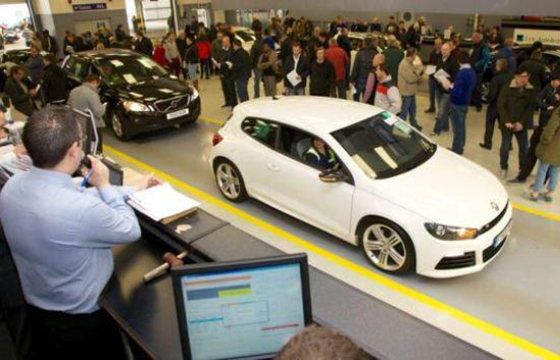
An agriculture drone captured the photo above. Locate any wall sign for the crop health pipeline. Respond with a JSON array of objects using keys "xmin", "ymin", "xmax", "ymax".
[
  {"xmin": 513, "ymin": 28, "xmax": 560, "ymax": 47},
  {"xmin": 73, "ymin": 3, "xmax": 108, "ymax": 12}
]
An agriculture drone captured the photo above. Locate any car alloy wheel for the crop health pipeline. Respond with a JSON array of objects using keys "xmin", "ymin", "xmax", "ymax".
[
  {"xmin": 215, "ymin": 160, "xmax": 247, "ymax": 202},
  {"xmin": 111, "ymin": 111, "xmax": 131, "ymax": 141},
  {"xmin": 360, "ymin": 220, "xmax": 415, "ymax": 274}
]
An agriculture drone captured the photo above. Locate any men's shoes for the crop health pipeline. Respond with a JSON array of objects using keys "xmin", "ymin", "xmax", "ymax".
[
  {"xmin": 430, "ymin": 131, "xmax": 439, "ymax": 136},
  {"xmin": 425, "ymin": 108, "xmax": 435, "ymax": 113},
  {"xmin": 415, "ymin": 125, "xmax": 423, "ymax": 132},
  {"xmin": 507, "ymin": 178, "xmax": 526, "ymax": 184},
  {"xmin": 476, "ymin": 106, "xmax": 483, "ymax": 112},
  {"xmin": 500, "ymin": 169, "xmax": 508, "ymax": 179},
  {"xmin": 479, "ymin": 142, "xmax": 492, "ymax": 150},
  {"xmin": 221, "ymin": 104, "xmax": 229, "ymax": 108}
]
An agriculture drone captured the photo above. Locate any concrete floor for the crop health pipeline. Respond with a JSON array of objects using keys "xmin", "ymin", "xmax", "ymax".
[{"xmin": 104, "ymin": 75, "xmax": 560, "ymax": 357}]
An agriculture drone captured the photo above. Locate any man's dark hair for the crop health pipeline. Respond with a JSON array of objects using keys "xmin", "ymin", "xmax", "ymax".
[
  {"xmin": 44, "ymin": 54, "xmax": 57, "ymax": 64},
  {"xmin": 406, "ymin": 47, "xmax": 417, "ymax": 58},
  {"xmin": 9, "ymin": 65, "xmax": 25, "ymax": 77},
  {"xmin": 376, "ymin": 64, "xmax": 389, "ymax": 74},
  {"xmin": 457, "ymin": 50, "xmax": 470, "ymax": 64},
  {"xmin": 275, "ymin": 325, "xmax": 374, "ymax": 360},
  {"xmin": 531, "ymin": 49, "xmax": 543, "ymax": 60},
  {"xmin": 292, "ymin": 41, "xmax": 301, "ymax": 48},
  {"xmin": 551, "ymin": 71, "xmax": 560, "ymax": 81},
  {"xmin": 23, "ymin": 106, "xmax": 82, "ymax": 169},
  {"xmin": 43, "ymin": 30, "xmax": 49, "ymax": 36},
  {"xmin": 516, "ymin": 65, "xmax": 530, "ymax": 76},
  {"xmin": 85, "ymin": 74, "xmax": 100, "ymax": 83}
]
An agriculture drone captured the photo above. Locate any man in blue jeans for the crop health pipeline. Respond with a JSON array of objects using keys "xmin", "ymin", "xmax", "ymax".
[
  {"xmin": 497, "ymin": 67, "xmax": 536, "ymax": 179},
  {"xmin": 447, "ymin": 51, "xmax": 476, "ymax": 155}
]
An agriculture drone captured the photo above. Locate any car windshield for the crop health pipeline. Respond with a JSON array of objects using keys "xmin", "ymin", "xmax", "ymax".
[
  {"xmin": 331, "ymin": 112, "xmax": 437, "ymax": 179},
  {"xmin": 236, "ymin": 31, "xmax": 255, "ymax": 42},
  {"xmin": 96, "ymin": 56, "xmax": 168, "ymax": 86}
]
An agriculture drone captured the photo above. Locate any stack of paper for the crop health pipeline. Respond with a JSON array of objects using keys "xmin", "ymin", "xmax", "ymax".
[{"xmin": 128, "ymin": 183, "xmax": 200, "ymax": 224}]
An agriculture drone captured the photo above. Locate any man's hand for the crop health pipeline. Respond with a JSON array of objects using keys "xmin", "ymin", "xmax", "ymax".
[
  {"xmin": 29, "ymin": 89, "xmax": 38, "ymax": 97},
  {"xmin": 87, "ymin": 155, "xmax": 111, "ymax": 190},
  {"xmin": 137, "ymin": 173, "xmax": 162, "ymax": 191},
  {"xmin": 513, "ymin": 122, "xmax": 524, "ymax": 132},
  {"xmin": 548, "ymin": 106, "xmax": 555, "ymax": 111},
  {"xmin": 505, "ymin": 123, "xmax": 515, "ymax": 130}
]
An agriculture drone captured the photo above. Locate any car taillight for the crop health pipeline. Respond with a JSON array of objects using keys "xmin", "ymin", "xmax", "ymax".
[{"xmin": 212, "ymin": 133, "xmax": 223, "ymax": 146}]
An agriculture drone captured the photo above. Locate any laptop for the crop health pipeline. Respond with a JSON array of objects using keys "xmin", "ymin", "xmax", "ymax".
[{"xmin": 172, "ymin": 254, "xmax": 312, "ymax": 360}]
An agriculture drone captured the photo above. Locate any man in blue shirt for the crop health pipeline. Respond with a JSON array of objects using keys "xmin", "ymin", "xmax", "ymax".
[
  {"xmin": 0, "ymin": 106, "xmax": 156, "ymax": 359},
  {"xmin": 447, "ymin": 51, "xmax": 477, "ymax": 155}
]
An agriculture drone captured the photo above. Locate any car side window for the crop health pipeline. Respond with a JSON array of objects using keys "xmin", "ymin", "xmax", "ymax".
[
  {"xmin": 65, "ymin": 57, "xmax": 89, "ymax": 81},
  {"xmin": 241, "ymin": 118, "xmax": 279, "ymax": 148}
]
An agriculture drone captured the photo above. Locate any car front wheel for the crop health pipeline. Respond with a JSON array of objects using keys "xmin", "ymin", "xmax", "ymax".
[
  {"xmin": 110, "ymin": 108, "xmax": 131, "ymax": 141},
  {"xmin": 214, "ymin": 159, "xmax": 248, "ymax": 202},
  {"xmin": 359, "ymin": 218, "xmax": 415, "ymax": 274}
]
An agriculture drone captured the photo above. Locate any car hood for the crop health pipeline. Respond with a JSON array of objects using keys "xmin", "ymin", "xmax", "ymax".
[
  {"xmin": 371, "ymin": 148, "xmax": 509, "ymax": 228},
  {"xmin": 114, "ymin": 77, "xmax": 192, "ymax": 103}
]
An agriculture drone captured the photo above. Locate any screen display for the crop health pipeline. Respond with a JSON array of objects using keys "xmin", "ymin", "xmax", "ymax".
[{"xmin": 180, "ymin": 263, "xmax": 306, "ymax": 360}]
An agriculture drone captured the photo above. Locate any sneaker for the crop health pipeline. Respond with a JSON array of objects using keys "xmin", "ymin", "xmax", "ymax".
[
  {"xmin": 544, "ymin": 193, "xmax": 553, "ymax": 203},
  {"xmin": 430, "ymin": 131, "xmax": 440, "ymax": 136},
  {"xmin": 479, "ymin": 142, "xmax": 492, "ymax": 150},
  {"xmin": 425, "ymin": 108, "xmax": 435, "ymax": 113},
  {"xmin": 529, "ymin": 191, "xmax": 539, "ymax": 202},
  {"xmin": 500, "ymin": 169, "xmax": 508, "ymax": 179},
  {"xmin": 415, "ymin": 125, "xmax": 423, "ymax": 132}
]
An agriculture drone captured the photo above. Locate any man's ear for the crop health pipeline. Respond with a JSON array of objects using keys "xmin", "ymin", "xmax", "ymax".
[{"xmin": 67, "ymin": 141, "xmax": 82, "ymax": 160}]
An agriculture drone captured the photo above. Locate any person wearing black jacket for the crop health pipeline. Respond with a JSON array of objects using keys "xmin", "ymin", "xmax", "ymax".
[
  {"xmin": 214, "ymin": 36, "xmax": 238, "ymax": 108},
  {"xmin": 231, "ymin": 39, "xmax": 251, "ymax": 103},
  {"xmin": 432, "ymin": 43, "xmax": 459, "ymax": 135},
  {"xmin": 350, "ymin": 37, "xmax": 376, "ymax": 101},
  {"xmin": 4, "ymin": 66, "xmax": 37, "ymax": 116},
  {"xmin": 480, "ymin": 59, "xmax": 512, "ymax": 150},
  {"xmin": 41, "ymin": 30, "xmax": 58, "ymax": 56},
  {"xmin": 134, "ymin": 31, "xmax": 153, "ymax": 56},
  {"xmin": 41, "ymin": 54, "xmax": 68, "ymax": 105},
  {"xmin": 337, "ymin": 28, "xmax": 352, "ymax": 60},
  {"xmin": 283, "ymin": 42, "xmax": 309, "ymax": 96},
  {"xmin": 510, "ymin": 71, "xmax": 560, "ymax": 183},
  {"xmin": 310, "ymin": 47, "xmax": 335, "ymax": 97},
  {"xmin": 115, "ymin": 25, "xmax": 126, "ymax": 42},
  {"xmin": 249, "ymin": 31, "xmax": 264, "ymax": 98}
]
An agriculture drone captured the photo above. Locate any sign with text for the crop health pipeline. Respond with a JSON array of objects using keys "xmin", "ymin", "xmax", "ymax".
[
  {"xmin": 73, "ymin": 3, "xmax": 107, "ymax": 12},
  {"xmin": 513, "ymin": 28, "xmax": 560, "ymax": 47}
]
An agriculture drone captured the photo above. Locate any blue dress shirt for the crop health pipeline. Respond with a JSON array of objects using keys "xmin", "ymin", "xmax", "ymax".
[{"xmin": 0, "ymin": 167, "xmax": 141, "ymax": 314}]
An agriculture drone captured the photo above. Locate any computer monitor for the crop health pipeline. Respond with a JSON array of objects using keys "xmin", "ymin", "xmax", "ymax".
[{"xmin": 172, "ymin": 254, "xmax": 312, "ymax": 360}]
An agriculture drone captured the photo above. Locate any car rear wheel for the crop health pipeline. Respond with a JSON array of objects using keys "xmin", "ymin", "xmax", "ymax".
[
  {"xmin": 214, "ymin": 159, "xmax": 248, "ymax": 202},
  {"xmin": 359, "ymin": 218, "xmax": 415, "ymax": 274},
  {"xmin": 110, "ymin": 109, "xmax": 131, "ymax": 141}
]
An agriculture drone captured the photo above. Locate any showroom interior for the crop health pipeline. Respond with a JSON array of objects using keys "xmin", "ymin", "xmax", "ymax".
[{"xmin": 0, "ymin": 0, "xmax": 559, "ymax": 359}]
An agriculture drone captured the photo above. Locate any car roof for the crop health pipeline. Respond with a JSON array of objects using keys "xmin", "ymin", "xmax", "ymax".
[
  {"xmin": 234, "ymin": 96, "xmax": 383, "ymax": 133},
  {"xmin": 73, "ymin": 48, "xmax": 140, "ymax": 60},
  {"xmin": 544, "ymin": 50, "xmax": 560, "ymax": 57}
]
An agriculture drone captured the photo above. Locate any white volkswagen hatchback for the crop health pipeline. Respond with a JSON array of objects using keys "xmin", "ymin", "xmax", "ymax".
[{"xmin": 210, "ymin": 97, "xmax": 512, "ymax": 278}]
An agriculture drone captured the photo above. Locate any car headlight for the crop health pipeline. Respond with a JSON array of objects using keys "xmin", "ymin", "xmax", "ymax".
[
  {"xmin": 191, "ymin": 88, "xmax": 199, "ymax": 100},
  {"xmin": 425, "ymin": 223, "xmax": 478, "ymax": 240},
  {"xmin": 123, "ymin": 101, "xmax": 149, "ymax": 112}
]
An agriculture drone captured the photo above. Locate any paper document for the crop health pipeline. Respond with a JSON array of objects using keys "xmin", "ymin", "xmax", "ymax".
[
  {"xmin": 434, "ymin": 68, "xmax": 450, "ymax": 84},
  {"xmin": 425, "ymin": 65, "xmax": 436, "ymax": 76},
  {"xmin": 287, "ymin": 69, "xmax": 301, "ymax": 87},
  {"xmin": 128, "ymin": 183, "xmax": 200, "ymax": 223}
]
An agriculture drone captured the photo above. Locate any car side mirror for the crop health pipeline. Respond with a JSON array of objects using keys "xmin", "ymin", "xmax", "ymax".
[{"xmin": 319, "ymin": 169, "xmax": 348, "ymax": 183}]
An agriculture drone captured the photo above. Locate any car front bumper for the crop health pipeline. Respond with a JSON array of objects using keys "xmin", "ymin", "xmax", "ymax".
[
  {"xmin": 415, "ymin": 202, "xmax": 513, "ymax": 278},
  {"xmin": 127, "ymin": 97, "xmax": 201, "ymax": 137}
]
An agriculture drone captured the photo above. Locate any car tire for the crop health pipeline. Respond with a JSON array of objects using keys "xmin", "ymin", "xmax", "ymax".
[
  {"xmin": 109, "ymin": 108, "xmax": 132, "ymax": 141},
  {"xmin": 213, "ymin": 159, "xmax": 248, "ymax": 203},
  {"xmin": 358, "ymin": 218, "xmax": 415, "ymax": 274}
]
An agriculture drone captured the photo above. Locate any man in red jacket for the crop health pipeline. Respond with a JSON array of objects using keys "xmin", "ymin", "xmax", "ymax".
[{"xmin": 325, "ymin": 38, "xmax": 349, "ymax": 99}]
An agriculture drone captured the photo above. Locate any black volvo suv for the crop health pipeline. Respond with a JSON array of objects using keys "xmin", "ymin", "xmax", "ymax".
[{"xmin": 62, "ymin": 49, "xmax": 201, "ymax": 140}]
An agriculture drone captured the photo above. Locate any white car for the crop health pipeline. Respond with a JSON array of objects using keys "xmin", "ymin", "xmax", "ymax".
[{"xmin": 210, "ymin": 97, "xmax": 512, "ymax": 278}]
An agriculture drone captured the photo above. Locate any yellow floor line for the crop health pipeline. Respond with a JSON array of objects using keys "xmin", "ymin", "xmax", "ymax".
[
  {"xmin": 104, "ymin": 144, "xmax": 559, "ymax": 359},
  {"xmin": 197, "ymin": 115, "xmax": 560, "ymax": 224}
]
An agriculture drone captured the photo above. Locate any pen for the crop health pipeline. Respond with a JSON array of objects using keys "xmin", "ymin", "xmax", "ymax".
[{"xmin": 81, "ymin": 170, "xmax": 93, "ymax": 188}]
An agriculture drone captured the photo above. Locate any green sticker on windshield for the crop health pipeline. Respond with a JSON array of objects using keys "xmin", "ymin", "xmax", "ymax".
[
  {"xmin": 381, "ymin": 111, "xmax": 391, "ymax": 119},
  {"xmin": 395, "ymin": 122, "xmax": 411, "ymax": 134}
]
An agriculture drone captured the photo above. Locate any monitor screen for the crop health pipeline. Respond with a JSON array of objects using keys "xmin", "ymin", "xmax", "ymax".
[{"xmin": 172, "ymin": 254, "xmax": 312, "ymax": 360}]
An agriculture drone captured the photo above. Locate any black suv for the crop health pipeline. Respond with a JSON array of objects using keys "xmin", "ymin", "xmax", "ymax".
[{"xmin": 63, "ymin": 49, "xmax": 201, "ymax": 140}]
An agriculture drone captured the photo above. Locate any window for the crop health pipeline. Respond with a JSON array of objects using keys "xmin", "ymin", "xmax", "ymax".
[
  {"xmin": 332, "ymin": 111, "xmax": 436, "ymax": 179},
  {"xmin": 65, "ymin": 57, "xmax": 89, "ymax": 80},
  {"xmin": 96, "ymin": 56, "xmax": 168, "ymax": 86},
  {"xmin": 241, "ymin": 118, "xmax": 279, "ymax": 148}
]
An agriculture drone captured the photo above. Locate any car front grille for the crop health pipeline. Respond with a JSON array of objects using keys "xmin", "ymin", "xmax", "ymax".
[
  {"xmin": 435, "ymin": 252, "xmax": 476, "ymax": 270},
  {"xmin": 154, "ymin": 95, "xmax": 191, "ymax": 112},
  {"xmin": 483, "ymin": 237, "xmax": 507, "ymax": 263},
  {"xmin": 478, "ymin": 201, "xmax": 508, "ymax": 236}
]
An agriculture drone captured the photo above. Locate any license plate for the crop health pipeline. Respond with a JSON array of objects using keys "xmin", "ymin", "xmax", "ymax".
[
  {"xmin": 493, "ymin": 221, "xmax": 512, "ymax": 248},
  {"xmin": 167, "ymin": 108, "xmax": 189, "ymax": 120}
]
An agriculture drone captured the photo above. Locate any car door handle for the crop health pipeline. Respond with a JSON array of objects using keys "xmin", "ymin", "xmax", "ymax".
[{"xmin": 266, "ymin": 163, "xmax": 280, "ymax": 172}]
